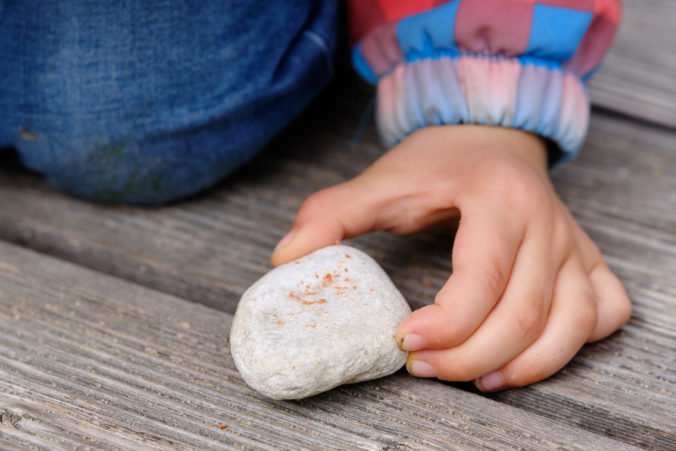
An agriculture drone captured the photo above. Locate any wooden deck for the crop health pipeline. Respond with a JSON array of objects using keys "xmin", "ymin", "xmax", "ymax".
[{"xmin": 1, "ymin": 1, "xmax": 675, "ymax": 449}]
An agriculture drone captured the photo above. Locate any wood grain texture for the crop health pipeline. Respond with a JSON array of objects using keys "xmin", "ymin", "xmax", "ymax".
[
  {"xmin": 0, "ymin": 8, "xmax": 675, "ymax": 444},
  {"xmin": 589, "ymin": 0, "xmax": 676, "ymax": 127},
  {"xmin": 0, "ymin": 242, "xmax": 637, "ymax": 450},
  {"xmin": 0, "ymin": 97, "xmax": 674, "ymax": 448},
  {"xmin": 0, "ymin": 101, "xmax": 674, "ymax": 314}
]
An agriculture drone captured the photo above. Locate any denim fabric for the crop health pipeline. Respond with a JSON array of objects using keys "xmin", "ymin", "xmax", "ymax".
[{"xmin": 0, "ymin": 1, "xmax": 337, "ymax": 204}]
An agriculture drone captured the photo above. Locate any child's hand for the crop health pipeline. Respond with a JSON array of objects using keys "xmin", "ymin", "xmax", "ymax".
[{"xmin": 271, "ymin": 125, "xmax": 631, "ymax": 391}]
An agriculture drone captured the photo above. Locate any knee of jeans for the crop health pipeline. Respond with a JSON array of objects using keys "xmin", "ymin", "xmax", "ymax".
[{"xmin": 17, "ymin": 126, "xmax": 257, "ymax": 206}]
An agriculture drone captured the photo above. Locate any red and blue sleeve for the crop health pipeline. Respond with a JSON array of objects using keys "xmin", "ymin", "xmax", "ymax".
[{"xmin": 348, "ymin": 0, "xmax": 622, "ymax": 165}]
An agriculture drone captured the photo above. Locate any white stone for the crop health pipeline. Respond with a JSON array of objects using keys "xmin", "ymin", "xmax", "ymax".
[{"xmin": 230, "ymin": 245, "xmax": 411, "ymax": 400}]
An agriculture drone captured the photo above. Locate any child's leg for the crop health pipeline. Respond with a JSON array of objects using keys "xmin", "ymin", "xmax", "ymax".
[{"xmin": 0, "ymin": 1, "xmax": 337, "ymax": 205}]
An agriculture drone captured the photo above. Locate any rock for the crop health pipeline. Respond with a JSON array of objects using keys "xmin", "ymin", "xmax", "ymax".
[{"xmin": 230, "ymin": 245, "xmax": 411, "ymax": 400}]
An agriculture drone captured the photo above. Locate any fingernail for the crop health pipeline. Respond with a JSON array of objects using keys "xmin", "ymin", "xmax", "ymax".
[
  {"xmin": 400, "ymin": 334, "xmax": 427, "ymax": 352},
  {"xmin": 274, "ymin": 229, "xmax": 297, "ymax": 251},
  {"xmin": 476, "ymin": 371, "xmax": 504, "ymax": 392},
  {"xmin": 408, "ymin": 360, "xmax": 437, "ymax": 378}
]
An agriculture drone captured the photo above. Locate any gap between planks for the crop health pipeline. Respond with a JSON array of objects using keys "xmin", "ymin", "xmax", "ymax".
[
  {"xmin": 0, "ymin": 241, "xmax": 639, "ymax": 450},
  {"xmin": 0, "ymin": 108, "xmax": 674, "ymax": 448}
]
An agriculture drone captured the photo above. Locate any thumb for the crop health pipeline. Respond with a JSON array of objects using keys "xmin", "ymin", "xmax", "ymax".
[{"xmin": 271, "ymin": 178, "xmax": 384, "ymax": 266}]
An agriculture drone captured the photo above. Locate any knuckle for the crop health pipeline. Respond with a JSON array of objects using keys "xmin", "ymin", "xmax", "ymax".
[
  {"xmin": 584, "ymin": 238, "xmax": 603, "ymax": 261},
  {"xmin": 503, "ymin": 370, "xmax": 522, "ymax": 387},
  {"xmin": 429, "ymin": 301, "xmax": 469, "ymax": 346},
  {"xmin": 298, "ymin": 190, "xmax": 331, "ymax": 219},
  {"xmin": 503, "ymin": 369, "xmax": 526, "ymax": 388},
  {"xmin": 553, "ymin": 216, "xmax": 573, "ymax": 251},
  {"xmin": 474, "ymin": 260, "xmax": 509, "ymax": 297},
  {"xmin": 577, "ymin": 294, "xmax": 599, "ymax": 333},
  {"xmin": 615, "ymin": 292, "xmax": 633, "ymax": 325},
  {"xmin": 389, "ymin": 216, "xmax": 425, "ymax": 235},
  {"xmin": 514, "ymin": 303, "xmax": 546, "ymax": 341},
  {"xmin": 591, "ymin": 262, "xmax": 633, "ymax": 327}
]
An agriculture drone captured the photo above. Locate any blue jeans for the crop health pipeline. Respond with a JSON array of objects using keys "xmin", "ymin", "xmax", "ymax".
[{"xmin": 0, "ymin": 1, "xmax": 337, "ymax": 204}]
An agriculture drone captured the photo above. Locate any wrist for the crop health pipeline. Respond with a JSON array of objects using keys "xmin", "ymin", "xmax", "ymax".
[
  {"xmin": 412, "ymin": 125, "xmax": 549, "ymax": 174},
  {"xmin": 484, "ymin": 126, "xmax": 549, "ymax": 174}
]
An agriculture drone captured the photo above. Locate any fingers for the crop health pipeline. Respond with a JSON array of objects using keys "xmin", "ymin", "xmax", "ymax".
[
  {"xmin": 587, "ymin": 263, "xmax": 632, "ymax": 341},
  {"xmin": 475, "ymin": 256, "xmax": 598, "ymax": 391},
  {"xmin": 568, "ymin": 217, "xmax": 632, "ymax": 341},
  {"xmin": 406, "ymin": 230, "xmax": 555, "ymax": 381},
  {"xmin": 397, "ymin": 201, "xmax": 525, "ymax": 351},
  {"xmin": 271, "ymin": 178, "xmax": 380, "ymax": 266},
  {"xmin": 271, "ymin": 162, "xmax": 461, "ymax": 267}
]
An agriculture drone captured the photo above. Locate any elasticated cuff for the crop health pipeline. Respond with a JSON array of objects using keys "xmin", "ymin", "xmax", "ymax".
[{"xmin": 369, "ymin": 52, "xmax": 590, "ymax": 166}]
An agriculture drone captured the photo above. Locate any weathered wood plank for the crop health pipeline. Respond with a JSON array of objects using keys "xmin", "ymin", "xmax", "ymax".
[
  {"xmin": 0, "ymin": 242, "xmax": 635, "ymax": 450},
  {"xmin": 0, "ymin": 2, "xmax": 672, "ymax": 446},
  {"xmin": 590, "ymin": 0, "xmax": 676, "ymax": 127},
  {"xmin": 0, "ymin": 107, "xmax": 673, "ymax": 316},
  {"xmin": 1, "ymin": 26, "xmax": 676, "ymax": 445},
  {"xmin": 0, "ymin": 107, "xmax": 674, "ymax": 448},
  {"xmin": 0, "ymin": 2, "xmax": 671, "ymax": 304}
]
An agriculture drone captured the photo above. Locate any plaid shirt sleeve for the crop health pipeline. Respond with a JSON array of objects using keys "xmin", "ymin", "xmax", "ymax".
[{"xmin": 348, "ymin": 0, "xmax": 622, "ymax": 165}]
